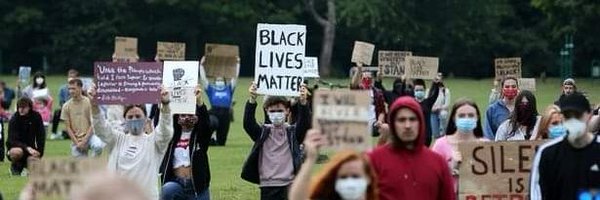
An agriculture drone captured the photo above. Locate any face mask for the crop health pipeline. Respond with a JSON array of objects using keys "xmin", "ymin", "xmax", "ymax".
[
  {"xmin": 268, "ymin": 112, "xmax": 286, "ymax": 126},
  {"xmin": 517, "ymin": 104, "xmax": 534, "ymax": 124},
  {"xmin": 503, "ymin": 88, "xmax": 518, "ymax": 99},
  {"xmin": 360, "ymin": 78, "xmax": 372, "ymax": 89},
  {"xmin": 335, "ymin": 177, "xmax": 368, "ymax": 200},
  {"xmin": 548, "ymin": 125, "xmax": 566, "ymax": 139},
  {"xmin": 564, "ymin": 118, "xmax": 587, "ymax": 142},
  {"xmin": 126, "ymin": 118, "xmax": 146, "ymax": 135},
  {"xmin": 455, "ymin": 118, "xmax": 477, "ymax": 133},
  {"xmin": 215, "ymin": 81, "xmax": 225, "ymax": 88},
  {"xmin": 414, "ymin": 91, "xmax": 426, "ymax": 100},
  {"xmin": 35, "ymin": 78, "xmax": 44, "ymax": 85}
]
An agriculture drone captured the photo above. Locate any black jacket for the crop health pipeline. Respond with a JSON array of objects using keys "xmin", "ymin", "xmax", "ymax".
[
  {"xmin": 7, "ymin": 111, "xmax": 45, "ymax": 156},
  {"xmin": 160, "ymin": 104, "xmax": 212, "ymax": 193},
  {"xmin": 241, "ymin": 101, "xmax": 309, "ymax": 184}
]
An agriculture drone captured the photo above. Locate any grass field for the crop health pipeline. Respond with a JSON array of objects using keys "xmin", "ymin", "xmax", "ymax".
[{"xmin": 0, "ymin": 75, "xmax": 599, "ymax": 199}]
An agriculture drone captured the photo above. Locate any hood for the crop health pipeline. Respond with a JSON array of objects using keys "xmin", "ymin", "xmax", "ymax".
[
  {"xmin": 392, "ymin": 78, "xmax": 404, "ymax": 95},
  {"xmin": 387, "ymin": 96, "xmax": 426, "ymax": 150}
]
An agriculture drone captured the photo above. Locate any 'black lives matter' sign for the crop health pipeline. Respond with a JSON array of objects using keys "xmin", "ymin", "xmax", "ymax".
[{"xmin": 254, "ymin": 23, "xmax": 306, "ymax": 97}]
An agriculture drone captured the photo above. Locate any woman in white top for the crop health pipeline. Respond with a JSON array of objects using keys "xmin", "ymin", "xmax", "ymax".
[
  {"xmin": 430, "ymin": 81, "xmax": 451, "ymax": 138},
  {"xmin": 495, "ymin": 90, "xmax": 540, "ymax": 141},
  {"xmin": 89, "ymin": 86, "xmax": 173, "ymax": 200}
]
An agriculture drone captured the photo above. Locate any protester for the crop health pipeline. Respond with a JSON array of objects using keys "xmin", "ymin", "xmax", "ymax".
[
  {"xmin": 430, "ymin": 76, "xmax": 451, "ymax": 138},
  {"xmin": 373, "ymin": 73, "xmax": 413, "ymax": 109},
  {"xmin": 530, "ymin": 93, "xmax": 600, "ymax": 200},
  {"xmin": 61, "ymin": 79, "xmax": 103, "ymax": 157},
  {"xmin": 18, "ymin": 72, "xmax": 53, "ymax": 132},
  {"xmin": 494, "ymin": 90, "xmax": 540, "ymax": 141},
  {"xmin": 6, "ymin": 97, "xmax": 45, "ymax": 176},
  {"xmin": 431, "ymin": 98, "xmax": 486, "ymax": 192},
  {"xmin": 484, "ymin": 76, "xmax": 519, "ymax": 140},
  {"xmin": 351, "ymin": 65, "xmax": 386, "ymax": 137},
  {"xmin": 534, "ymin": 105, "xmax": 564, "ymax": 140},
  {"xmin": 289, "ymin": 129, "xmax": 379, "ymax": 200},
  {"xmin": 50, "ymin": 69, "xmax": 80, "ymax": 140},
  {"xmin": 412, "ymin": 77, "xmax": 442, "ymax": 146},
  {"xmin": 241, "ymin": 82, "xmax": 309, "ymax": 200},
  {"xmin": 160, "ymin": 87, "xmax": 212, "ymax": 200},
  {"xmin": 554, "ymin": 78, "xmax": 579, "ymax": 106},
  {"xmin": 199, "ymin": 56, "xmax": 240, "ymax": 146},
  {"xmin": 90, "ymin": 85, "xmax": 173, "ymax": 200},
  {"xmin": 368, "ymin": 97, "xmax": 455, "ymax": 200}
]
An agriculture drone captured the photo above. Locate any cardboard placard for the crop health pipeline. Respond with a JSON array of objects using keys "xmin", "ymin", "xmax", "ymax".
[
  {"xmin": 114, "ymin": 36, "xmax": 138, "ymax": 59},
  {"xmin": 518, "ymin": 78, "xmax": 536, "ymax": 92},
  {"xmin": 405, "ymin": 56, "xmax": 439, "ymax": 79},
  {"xmin": 458, "ymin": 141, "xmax": 544, "ymax": 200},
  {"xmin": 303, "ymin": 57, "xmax": 319, "ymax": 78},
  {"xmin": 312, "ymin": 90, "xmax": 371, "ymax": 151},
  {"xmin": 28, "ymin": 158, "xmax": 106, "ymax": 200},
  {"xmin": 254, "ymin": 23, "xmax": 306, "ymax": 97},
  {"xmin": 349, "ymin": 66, "xmax": 379, "ymax": 78},
  {"xmin": 157, "ymin": 41, "xmax": 186, "ymax": 61},
  {"xmin": 378, "ymin": 51, "xmax": 412, "ymax": 77},
  {"xmin": 351, "ymin": 41, "xmax": 375, "ymax": 65},
  {"xmin": 162, "ymin": 61, "xmax": 199, "ymax": 114},
  {"xmin": 204, "ymin": 43, "xmax": 239, "ymax": 79},
  {"xmin": 94, "ymin": 62, "xmax": 163, "ymax": 104},
  {"xmin": 495, "ymin": 57, "xmax": 522, "ymax": 78},
  {"xmin": 19, "ymin": 66, "xmax": 31, "ymax": 86}
]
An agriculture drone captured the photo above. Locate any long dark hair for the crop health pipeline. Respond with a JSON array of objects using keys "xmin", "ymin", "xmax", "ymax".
[
  {"xmin": 508, "ymin": 90, "xmax": 538, "ymax": 138},
  {"xmin": 445, "ymin": 98, "xmax": 484, "ymax": 138},
  {"xmin": 32, "ymin": 72, "xmax": 47, "ymax": 89}
]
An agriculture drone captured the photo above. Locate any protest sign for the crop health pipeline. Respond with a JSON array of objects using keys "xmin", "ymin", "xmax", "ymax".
[
  {"xmin": 18, "ymin": 66, "xmax": 31, "ymax": 86},
  {"xmin": 114, "ymin": 36, "xmax": 138, "ymax": 59},
  {"xmin": 28, "ymin": 158, "xmax": 106, "ymax": 200},
  {"xmin": 405, "ymin": 56, "xmax": 439, "ymax": 79},
  {"xmin": 303, "ymin": 56, "xmax": 319, "ymax": 78},
  {"xmin": 378, "ymin": 51, "xmax": 412, "ymax": 77},
  {"xmin": 80, "ymin": 77, "xmax": 93, "ymax": 92},
  {"xmin": 458, "ymin": 140, "xmax": 545, "ymax": 200},
  {"xmin": 518, "ymin": 78, "xmax": 536, "ymax": 92},
  {"xmin": 94, "ymin": 62, "xmax": 163, "ymax": 104},
  {"xmin": 156, "ymin": 41, "xmax": 186, "ymax": 61},
  {"xmin": 349, "ymin": 66, "xmax": 379, "ymax": 78},
  {"xmin": 312, "ymin": 90, "xmax": 371, "ymax": 151},
  {"xmin": 351, "ymin": 41, "xmax": 375, "ymax": 65},
  {"xmin": 254, "ymin": 23, "xmax": 306, "ymax": 96},
  {"xmin": 204, "ymin": 43, "xmax": 239, "ymax": 79},
  {"xmin": 162, "ymin": 61, "xmax": 198, "ymax": 114},
  {"xmin": 495, "ymin": 57, "xmax": 522, "ymax": 79}
]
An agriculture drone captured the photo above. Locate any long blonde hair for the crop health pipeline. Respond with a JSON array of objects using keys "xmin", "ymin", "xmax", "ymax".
[{"xmin": 535, "ymin": 105, "xmax": 562, "ymax": 140}]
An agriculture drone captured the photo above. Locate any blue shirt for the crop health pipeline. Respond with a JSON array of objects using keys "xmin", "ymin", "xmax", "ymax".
[
  {"xmin": 207, "ymin": 84, "xmax": 233, "ymax": 108},
  {"xmin": 58, "ymin": 84, "xmax": 70, "ymax": 106},
  {"xmin": 484, "ymin": 100, "xmax": 511, "ymax": 140},
  {"xmin": 2, "ymin": 87, "xmax": 15, "ymax": 109}
]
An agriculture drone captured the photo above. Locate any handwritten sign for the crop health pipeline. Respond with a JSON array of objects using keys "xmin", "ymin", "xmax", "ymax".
[
  {"xmin": 94, "ymin": 62, "xmax": 163, "ymax": 104},
  {"xmin": 458, "ymin": 141, "xmax": 544, "ymax": 200},
  {"xmin": 495, "ymin": 57, "xmax": 522, "ymax": 79},
  {"xmin": 162, "ymin": 61, "xmax": 198, "ymax": 114},
  {"xmin": 351, "ymin": 41, "xmax": 375, "ymax": 65},
  {"xmin": 518, "ymin": 78, "xmax": 536, "ymax": 92},
  {"xmin": 114, "ymin": 36, "xmax": 138, "ymax": 59},
  {"xmin": 349, "ymin": 66, "xmax": 379, "ymax": 78},
  {"xmin": 80, "ymin": 77, "xmax": 93, "ymax": 93},
  {"xmin": 204, "ymin": 43, "xmax": 239, "ymax": 79},
  {"xmin": 157, "ymin": 41, "xmax": 186, "ymax": 61},
  {"xmin": 254, "ymin": 23, "xmax": 306, "ymax": 97},
  {"xmin": 303, "ymin": 57, "xmax": 319, "ymax": 78},
  {"xmin": 28, "ymin": 158, "xmax": 106, "ymax": 200},
  {"xmin": 19, "ymin": 66, "xmax": 31, "ymax": 86},
  {"xmin": 405, "ymin": 56, "xmax": 439, "ymax": 79},
  {"xmin": 313, "ymin": 90, "xmax": 371, "ymax": 151},
  {"xmin": 378, "ymin": 51, "xmax": 412, "ymax": 77}
]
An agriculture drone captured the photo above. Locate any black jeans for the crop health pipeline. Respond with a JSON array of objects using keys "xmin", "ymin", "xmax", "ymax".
[
  {"xmin": 260, "ymin": 186, "xmax": 289, "ymax": 200},
  {"xmin": 209, "ymin": 107, "xmax": 231, "ymax": 146}
]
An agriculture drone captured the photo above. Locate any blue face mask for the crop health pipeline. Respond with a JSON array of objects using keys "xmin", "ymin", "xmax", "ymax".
[
  {"xmin": 455, "ymin": 118, "xmax": 477, "ymax": 133},
  {"xmin": 414, "ymin": 91, "xmax": 426, "ymax": 100},
  {"xmin": 126, "ymin": 118, "xmax": 146, "ymax": 135},
  {"xmin": 548, "ymin": 125, "xmax": 566, "ymax": 139}
]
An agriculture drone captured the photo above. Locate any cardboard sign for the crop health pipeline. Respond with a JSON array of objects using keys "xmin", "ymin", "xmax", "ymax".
[
  {"xmin": 162, "ymin": 61, "xmax": 199, "ymax": 114},
  {"xmin": 351, "ymin": 41, "xmax": 375, "ymax": 65},
  {"xmin": 19, "ymin": 66, "xmax": 31, "ymax": 86},
  {"xmin": 114, "ymin": 36, "xmax": 138, "ymax": 59},
  {"xmin": 458, "ymin": 141, "xmax": 545, "ymax": 200},
  {"xmin": 378, "ymin": 51, "xmax": 412, "ymax": 77},
  {"xmin": 349, "ymin": 66, "xmax": 379, "ymax": 78},
  {"xmin": 518, "ymin": 78, "xmax": 536, "ymax": 92},
  {"xmin": 495, "ymin": 57, "xmax": 522, "ymax": 78},
  {"xmin": 204, "ymin": 43, "xmax": 239, "ymax": 79},
  {"xmin": 28, "ymin": 158, "xmax": 106, "ymax": 200},
  {"xmin": 254, "ymin": 23, "xmax": 306, "ymax": 96},
  {"xmin": 157, "ymin": 41, "xmax": 186, "ymax": 61},
  {"xmin": 405, "ymin": 56, "xmax": 439, "ymax": 79},
  {"xmin": 303, "ymin": 57, "xmax": 319, "ymax": 78},
  {"xmin": 312, "ymin": 90, "xmax": 371, "ymax": 151},
  {"xmin": 94, "ymin": 62, "xmax": 163, "ymax": 104}
]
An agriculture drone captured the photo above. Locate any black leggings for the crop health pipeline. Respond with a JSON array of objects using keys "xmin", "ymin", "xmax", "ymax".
[
  {"xmin": 51, "ymin": 108, "xmax": 61, "ymax": 133},
  {"xmin": 210, "ymin": 107, "xmax": 232, "ymax": 146}
]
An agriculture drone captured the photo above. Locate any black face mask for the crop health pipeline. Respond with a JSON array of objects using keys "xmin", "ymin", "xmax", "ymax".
[{"xmin": 516, "ymin": 104, "xmax": 535, "ymax": 125}]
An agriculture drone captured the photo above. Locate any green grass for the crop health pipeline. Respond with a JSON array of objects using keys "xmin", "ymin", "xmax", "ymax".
[{"xmin": 0, "ymin": 75, "xmax": 599, "ymax": 199}]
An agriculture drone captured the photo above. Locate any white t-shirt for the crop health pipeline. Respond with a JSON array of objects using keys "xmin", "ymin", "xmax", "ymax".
[
  {"xmin": 173, "ymin": 131, "xmax": 192, "ymax": 168},
  {"xmin": 495, "ymin": 116, "xmax": 541, "ymax": 141}
]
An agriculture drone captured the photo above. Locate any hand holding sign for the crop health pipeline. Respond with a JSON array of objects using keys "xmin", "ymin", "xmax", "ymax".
[
  {"xmin": 249, "ymin": 82, "xmax": 258, "ymax": 102},
  {"xmin": 299, "ymin": 83, "xmax": 308, "ymax": 105},
  {"xmin": 303, "ymin": 129, "xmax": 326, "ymax": 161},
  {"xmin": 160, "ymin": 87, "xmax": 170, "ymax": 105},
  {"xmin": 195, "ymin": 85, "xmax": 203, "ymax": 106}
]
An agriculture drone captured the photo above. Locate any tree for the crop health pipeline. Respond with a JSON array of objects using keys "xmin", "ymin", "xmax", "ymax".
[{"xmin": 304, "ymin": 0, "xmax": 336, "ymax": 77}]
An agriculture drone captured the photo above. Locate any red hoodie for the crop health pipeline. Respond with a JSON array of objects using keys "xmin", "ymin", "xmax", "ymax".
[{"xmin": 368, "ymin": 97, "xmax": 455, "ymax": 200}]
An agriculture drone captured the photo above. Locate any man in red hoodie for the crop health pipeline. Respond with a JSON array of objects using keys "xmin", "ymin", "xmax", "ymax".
[{"xmin": 369, "ymin": 96, "xmax": 455, "ymax": 200}]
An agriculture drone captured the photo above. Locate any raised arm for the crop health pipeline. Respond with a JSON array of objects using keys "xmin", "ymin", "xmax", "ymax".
[
  {"xmin": 88, "ymin": 85, "xmax": 119, "ymax": 147},
  {"xmin": 154, "ymin": 88, "xmax": 174, "ymax": 153},
  {"xmin": 194, "ymin": 87, "xmax": 212, "ymax": 150},
  {"xmin": 199, "ymin": 56, "xmax": 210, "ymax": 90},
  {"xmin": 289, "ymin": 129, "xmax": 324, "ymax": 200},
  {"xmin": 295, "ymin": 84, "xmax": 310, "ymax": 143},
  {"xmin": 230, "ymin": 57, "xmax": 240, "ymax": 88},
  {"xmin": 243, "ymin": 82, "xmax": 262, "ymax": 141}
]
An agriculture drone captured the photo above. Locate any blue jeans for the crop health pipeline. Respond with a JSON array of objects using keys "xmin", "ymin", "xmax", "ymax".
[
  {"xmin": 161, "ymin": 177, "xmax": 210, "ymax": 200},
  {"xmin": 430, "ymin": 113, "xmax": 445, "ymax": 139}
]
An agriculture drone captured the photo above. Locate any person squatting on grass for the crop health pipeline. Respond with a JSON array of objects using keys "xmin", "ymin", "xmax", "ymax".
[
  {"xmin": 241, "ymin": 82, "xmax": 309, "ymax": 200},
  {"xmin": 6, "ymin": 97, "xmax": 45, "ymax": 176},
  {"xmin": 89, "ymin": 84, "xmax": 173, "ymax": 200}
]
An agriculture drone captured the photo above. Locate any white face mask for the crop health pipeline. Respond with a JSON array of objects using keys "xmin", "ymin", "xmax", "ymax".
[
  {"xmin": 267, "ymin": 112, "xmax": 286, "ymax": 126},
  {"xmin": 564, "ymin": 118, "xmax": 587, "ymax": 142},
  {"xmin": 35, "ymin": 78, "xmax": 44, "ymax": 85},
  {"xmin": 215, "ymin": 80, "xmax": 225, "ymax": 88},
  {"xmin": 335, "ymin": 177, "xmax": 368, "ymax": 200}
]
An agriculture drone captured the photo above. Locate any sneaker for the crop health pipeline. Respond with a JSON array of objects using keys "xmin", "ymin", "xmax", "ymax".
[
  {"xmin": 49, "ymin": 133, "xmax": 59, "ymax": 140},
  {"xmin": 20, "ymin": 168, "xmax": 28, "ymax": 177}
]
